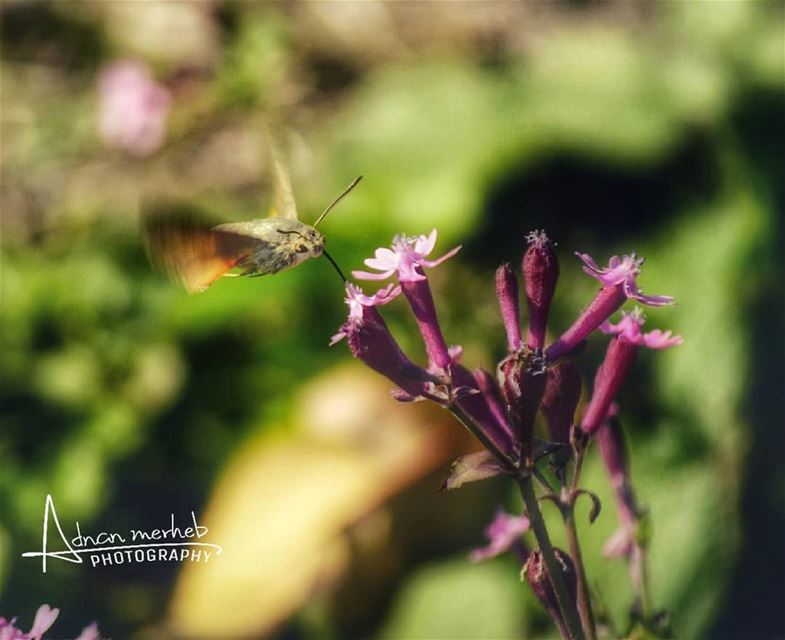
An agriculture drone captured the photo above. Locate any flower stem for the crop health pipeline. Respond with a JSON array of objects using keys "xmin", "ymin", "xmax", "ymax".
[
  {"xmin": 565, "ymin": 446, "xmax": 598, "ymax": 640},
  {"xmin": 518, "ymin": 475, "xmax": 585, "ymax": 640},
  {"xmin": 633, "ymin": 542, "xmax": 652, "ymax": 621},
  {"xmin": 564, "ymin": 510, "xmax": 597, "ymax": 640},
  {"xmin": 447, "ymin": 405, "xmax": 516, "ymax": 473}
]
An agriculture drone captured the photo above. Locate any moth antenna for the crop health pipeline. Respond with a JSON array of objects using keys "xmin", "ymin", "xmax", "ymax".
[
  {"xmin": 322, "ymin": 249, "xmax": 348, "ymax": 283},
  {"xmin": 313, "ymin": 175, "xmax": 363, "ymax": 228}
]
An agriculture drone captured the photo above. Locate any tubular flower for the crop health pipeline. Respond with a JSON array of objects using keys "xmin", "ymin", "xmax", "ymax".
[
  {"xmin": 453, "ymin": 365, "xmax": 516, "ymax": 459},
  {"xmin": 332, "ymin": 283, "xmax": 438, "ymax": 400},
  {"xmin": 581, "ymin": 309, "xmax": 682, "ymax": 435},
  {"xmin": 353, "ymin": 230, "xmax": 461, "ymax": 369},
  {"xmin": 546, "ymin": 252, "xmax": 674, "ymax": 361},
  {"xmin": 495, "ymin": 264, "xmax": 522, "ymax": 351},
  {"xmin": 596, "ymin": 410, "xmax": 639, "ymax": 559},
  {"xmin": 470, "ymin": 510, "xmax": 530, "ymax": 563},
  {"xmin": 523, "ymin": 230, "xmax": 559, "ymax": 350},
  {"xmin": 541, "ymin": 361, "xmax": 582, "ymax": 446}
]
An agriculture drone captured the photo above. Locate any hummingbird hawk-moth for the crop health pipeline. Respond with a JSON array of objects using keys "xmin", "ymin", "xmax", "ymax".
[{"xmin": 144, "ymin": 144, "xmax": 359, "ymax": 293}]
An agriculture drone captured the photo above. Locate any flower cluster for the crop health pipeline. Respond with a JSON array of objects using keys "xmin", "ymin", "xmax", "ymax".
[{"xmin": 333, "ymin": 228, "xmax": 681, "ymax": 639}]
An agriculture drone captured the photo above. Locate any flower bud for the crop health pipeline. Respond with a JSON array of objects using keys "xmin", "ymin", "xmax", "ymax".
[
  {"xmin": 580, "ymin": 338, "xmax": 637, "ymax": 435},
  {"xmin": 541, "ymin": 361, "xmax": 582, "ymax": 446},
  {"xmin": 500, "ymin": 349, "xmax": 547, "ymax": 463},
  {"xmin": 496, "ymin": 264, "xmax": 522, "ymax": 351},
  {"xmin": 522, "ymin": 548, "xmax": 578, "ymax": 638},
  {"xmin": 452, "ymin": 365, "xmax": 516, "ymax": 458},
  {"xmin": 523, "ymin": 231, "xmax": 559, "ymax": 351},
  {"xmin": 401, "ymin": 278, "xmax": 452, "ymax": 370}
]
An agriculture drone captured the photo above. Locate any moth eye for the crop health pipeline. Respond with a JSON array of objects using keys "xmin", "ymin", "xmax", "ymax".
[{"xmin": 295, "ymin": 243, "xmax": 309, "ymax": 254}]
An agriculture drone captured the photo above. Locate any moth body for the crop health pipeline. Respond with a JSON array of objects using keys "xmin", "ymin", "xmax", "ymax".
[{"xmin": 214, "ymin": 218, "xmax": 325, "ymax": 277}]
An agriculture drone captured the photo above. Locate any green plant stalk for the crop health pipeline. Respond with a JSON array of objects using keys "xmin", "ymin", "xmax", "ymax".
[
  {"xmin": 632, "ymin": 542, "xmax": 652, "ymax": 621},
  {"xmin": 564, "ymin": 509, "xmax": 597, "ymax": 640},
  {"xmin": 447, "ymin": 405, "xmax": 516, "ymax": 472},
  {"xmin": 519, "ymin": 475, "xmax": 586, "ymax": 640},
  {"xmin": 565, "ymin": 447, "xmax": 597, "ymax": 640}
]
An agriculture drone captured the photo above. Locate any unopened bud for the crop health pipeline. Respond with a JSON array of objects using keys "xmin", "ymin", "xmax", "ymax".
[
  {"xmin": 522, "ymin": 548, "xmax": 578, "ymax": 637},
  {"xmin": 523, "ymin": 230, "xmax": 559, "ymax": 351},
  {"xmin": 541, "ymin": 361, "xmax": 582, "ymax": 446},
  {"xmin": 500, "ymin": 348, "xmax": 547, "ymax": 463},
  {"xmin": 496, "ymin": 264, "xmax": 522, "ymax": 351}
]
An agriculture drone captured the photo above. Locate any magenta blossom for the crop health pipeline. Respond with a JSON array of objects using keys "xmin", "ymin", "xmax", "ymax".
[
  {"xmin": 354, "ymin": 230, "xmax": 461, "ymax": 369},
  {"xmin": 546, "ymin": 251, "xmax": 674, "ymax": 361},
  {"xmin": 576, "ymin": 252, "xmax": 673, "ymax": 306},
  {"xmin": 330, "ymin": 282, "xmax": 400, "ymax": 345},
  {"xmin": 581, "ymin": 309, "xmax": 682, "ymax": 435},
  {"xmin": 470, "ymin": 510, "xmax": 530, "ymax": 563},
  {"xmin": 98, "ymin": 60, "xmax": 171, "ymax": 157},
  {"xmin": 352, "ymin": 229, "xmax": 461, "ymax": 283},
  {"xmin": 600, "ymin": 308, "xmax": 684, "ymax": 349},
  {"xmin": 331, "ymin": 283, "xmax": 440, "ymax": 401}
]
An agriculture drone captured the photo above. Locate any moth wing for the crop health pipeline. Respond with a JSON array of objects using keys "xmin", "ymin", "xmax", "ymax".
[
  {"xmin": 266, "ymin": 136, "xmax": 300, "ymax": 221},
  {"xmin": 144, "ymin": 215, "xmax": 262, "ymax": 293}
]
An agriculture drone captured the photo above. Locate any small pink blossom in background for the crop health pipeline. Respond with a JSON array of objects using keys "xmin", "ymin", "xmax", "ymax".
[
  {"xmin": 98, "ymin": 59, "xmax": 171, "ymax": 157},
  {"xmin": 470, "ymin": 510, "xmax": 530, "ymax": 562}
]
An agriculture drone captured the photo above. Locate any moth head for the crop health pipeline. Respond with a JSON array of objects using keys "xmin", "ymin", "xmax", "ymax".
[{"xmin": 282, "ymin": 227, "xmax": 324, "ymax": 259}]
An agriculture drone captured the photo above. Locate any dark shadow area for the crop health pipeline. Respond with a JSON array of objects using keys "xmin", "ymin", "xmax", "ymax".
[
  {"xmin": 465, "ymin": 131, "xmax": 721, "ymax": 267},
  {"xmin": 711, "ymin": 86, "xmax": 785, "ymax": 640}
]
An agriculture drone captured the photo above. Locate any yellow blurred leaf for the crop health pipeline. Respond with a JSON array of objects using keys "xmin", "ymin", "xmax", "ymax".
[{"xmin": 168, "ymin": 365, "xmax": 451, "ymax": 638}]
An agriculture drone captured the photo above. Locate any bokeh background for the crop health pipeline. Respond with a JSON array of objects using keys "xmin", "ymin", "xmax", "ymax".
[{"xmin": 1, "ymin": 1, "xmax": 783, "ymax": 638}]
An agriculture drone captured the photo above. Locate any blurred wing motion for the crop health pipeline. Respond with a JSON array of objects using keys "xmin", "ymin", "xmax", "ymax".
[
  {"xmin": 267, "ymin": 136, "xmax": 299, "ymax": 220},
  {"xmin": 144, "ymin": 214, "xmax": 262, "ymax": 293}
]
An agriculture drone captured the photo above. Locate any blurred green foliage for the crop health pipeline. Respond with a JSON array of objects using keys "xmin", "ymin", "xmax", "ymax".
[{"xmin": 1, "ymin": 1, "xmax": 782, "ymax": 638}]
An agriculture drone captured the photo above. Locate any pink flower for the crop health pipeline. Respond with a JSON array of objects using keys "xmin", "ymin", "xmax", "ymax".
[
  {"xmin": 470, "ymin": 510, "xmax": 530, "ymax": 563},
  {"xmin": 354, "ymin": 231, "xmax": 460, "ymax": 369},
  {"xmin": 352, "ymin": 229, "xmax": 461, "ymax": 283},
  {"xmin": 600, "ymin": 308, "xmax": 684, "ymax": 349},
  {"xmin": 331, "ymin": 283, "xmax": 438, "ymax": 400},
  {"xmin": 0, "ymin": 605, "xmax": 60, "ymax": 640},
  {"xmin": 576, "ymin": 252, "xmax": 674, "ymax": 306},
  {"xmin": 581, "ymin": 309, "xmax": 682, "ymax": 435},
  {"xmin": 98, "ymin": 60, "xmax": 171, "ymax": 157},
  {"xmin": 546, "ymin": 251, "xmax": 675, "ymax": 362},
  {"xmin": 330, "ymin": 282, "xmax": 400, "ymax": 345}
]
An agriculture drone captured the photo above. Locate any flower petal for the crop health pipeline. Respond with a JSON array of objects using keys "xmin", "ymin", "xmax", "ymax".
[
  {"xmin": 470, "ymin": 510, "xmax": 530, "ymax": 562},
  {"xmin": 352, "ymin": 268, "xmax": 396, "ymax": 281},
  {"xmin": 414, "ymin": 229, "xmax": 438, "ymax": 256},
  {"xmin": 421, "ymin": 244, "xmax": 462, "ymax": 268},
  {"xmin": 642, "ymin": 329, "xmax": 683, "ymax": 349},
  {"xmin": 28, "ymin": 605, "xmax": 60, "ymax": 640}
]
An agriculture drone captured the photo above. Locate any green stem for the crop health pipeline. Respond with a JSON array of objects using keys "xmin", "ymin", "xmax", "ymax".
[
  {"xmin": 564, "ymin": 446, "xmax": 597, "ymax": 640},
  {"xmin": 447, "ymin": 405, "xmax": 516, "ymax": 472},
  {"xmin": 564, "ymin": 510, "xmax": 597, "ymax": 640},
  {"xmin": 634, "ymin": 542, "xmax": 652, "ymax": 621},
  {"xmin": 519, "ymin": 475, "xmax": 585, "ymax": 640}
]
